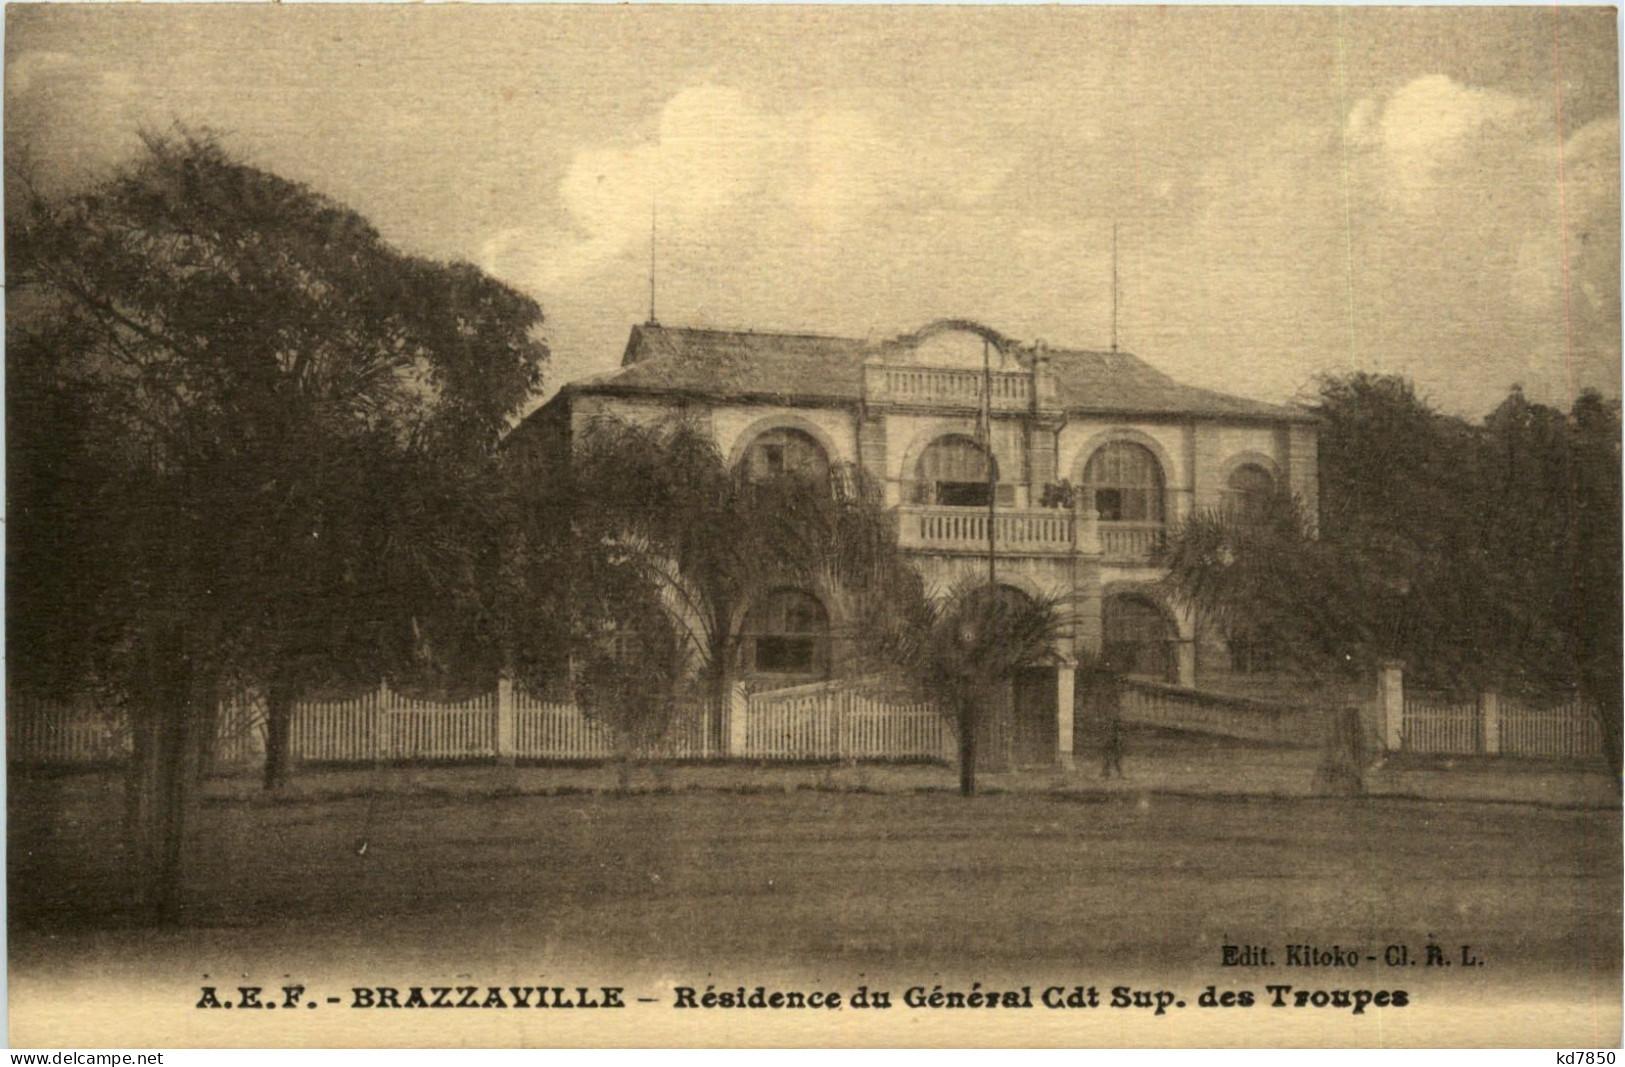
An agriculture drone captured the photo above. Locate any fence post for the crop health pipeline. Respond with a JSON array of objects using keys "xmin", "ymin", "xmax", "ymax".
[
  {"xmin": 1480, "ymin": 690, "xmax": 1500, "ymax": 756},
  {"xmin": 495, "ymin": 675, "xmax": 516, "ymax": 765},
  {"xmin": 1055, "ymin": 662, "xmax": 1075, "ymax": 771},
  {"xmin": 727, "ymin": 682, "xmax": 750, "ymax": 758},
  {"xmin": 374, "ymin": 679, "xmax": 391, "ymax": 765},
  {"xmin": 836, "ymin": 686, "xmax": 849, "ymax": 761},
  {"xmin": 1379, "ymin": 661, "xmax": 1405, "ymax": 751}
]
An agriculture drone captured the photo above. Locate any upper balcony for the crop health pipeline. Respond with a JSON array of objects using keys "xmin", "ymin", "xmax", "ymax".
[
  {"xmin": 897, "ymin": 505, "xmax": 1072, "ymax": 555},
  {"xmin": 894, "ymin": 506, "xmax": 1165, "ymax": 564},
  {"xmin": 865, "ymin": 364, "xmax": 1033, "ymax": 412}
]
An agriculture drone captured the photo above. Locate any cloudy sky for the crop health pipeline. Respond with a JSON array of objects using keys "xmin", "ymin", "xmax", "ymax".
[{"xmin": 7, "ymin": 5, "xmax": 1619, "ymax": 418}]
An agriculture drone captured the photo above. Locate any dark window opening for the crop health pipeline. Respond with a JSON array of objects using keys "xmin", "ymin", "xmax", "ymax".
[
  {"xmin": 746, "ymin": 588, "xmax": 830, "ymax": 677},
  {"xmin": 1102, "ymin": 593, "xmax": 1177, "ymax": 683},
  {"xmin": 916, "ymin": 435, "xmax": 1001, "ymax": 507},
  {"xmin": 1083, "ymin": 441, "xmax": 1165, "ymax": 523},
  {"xmin": 743, "ymin": 428, "xmax": 829, "ymax": 483},
  {"xmin": 755, "ymin": 636, "xmax": 815, "ymax": 672},
  {"xmin": 1225, "ymin": 464, "xmax": 1275, "ymax": 524},
  {"xmin": 938, "ymin": 481, "xmax": 993, "ymax": 508}
]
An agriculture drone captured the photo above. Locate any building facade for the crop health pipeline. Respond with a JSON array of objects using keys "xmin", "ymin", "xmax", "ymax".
[{"xmin": 523, "ymin": 318, "xmax": 1318, "ymax": 758}]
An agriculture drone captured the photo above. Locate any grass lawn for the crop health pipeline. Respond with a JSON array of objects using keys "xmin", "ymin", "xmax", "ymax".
[{"xmin": 8, "ymin": 767, "xmax": 1621, "ymax": 1046}]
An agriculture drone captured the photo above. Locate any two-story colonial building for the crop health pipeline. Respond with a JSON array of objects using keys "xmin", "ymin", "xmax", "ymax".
[{"xmin": 523, "ymin": 318, "xmax": 1317, "ymax": 762}]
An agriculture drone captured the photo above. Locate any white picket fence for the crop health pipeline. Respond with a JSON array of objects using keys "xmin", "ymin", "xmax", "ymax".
[
  {"xmin": 745, "ymin": 680, "xmax": 951, "ymax": 761},
  {"xmin": 1402, "ymin": 697, "xmax": 1481, "ymax": 754},
  {"xmin": 8, "ymin": 700, "xmax": 134, "ymax": 764},
  {"xmin": 1499, "ymin": 698, "xmax": 1606, "ymax": 758},
  {"xmin": 514, "ymin": 693, "xmax": 614, "ymax": 760},
  {"xmin": 512, "ymin": 690, "xmax": 712, "ymax": 760},
  {"xmin": 8, "ymin": 680, "xmax": 950, "ymax": 767},
  {"xmin": 290, "ymin": 692, "xmax": 377, "ymax": 762},
  {"xmin": 6, "ymin": 693, "xmax": 267, "ymax": 765},
  {"xmin": 1403, "ymin": 692, "xmax": 1602, "ymax": 758}
]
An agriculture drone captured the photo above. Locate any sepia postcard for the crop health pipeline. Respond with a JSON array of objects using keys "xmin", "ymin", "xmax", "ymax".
[{"xmin": 5, "ymin": 3, "xmax": 1621, "ymax": 1050}]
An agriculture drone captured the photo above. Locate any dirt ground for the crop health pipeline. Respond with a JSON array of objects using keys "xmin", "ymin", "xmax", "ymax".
[{"xmin": 9, "ymin": 739, "xmax": 1621, "ymax": 1047}]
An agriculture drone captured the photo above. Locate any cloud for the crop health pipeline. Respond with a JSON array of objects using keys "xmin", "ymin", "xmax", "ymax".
[
  {"xmin": 1337, "ymin": 78, "xmax": 1619, "ymax": 408},
  {"xmin": 1145, "ymin": 73, "xmax": 1621, "ymax": 416},
  {"xmin": 1351, "ymin": 74, "xmax": 1532, "ymax": 202},
  {"xmin": 557, "ymin": 85, "xmax": 777, "ymax": 264},
  {"xmin": 483, "ymin": 83, "xmax": 1021, "ymax": 294}
]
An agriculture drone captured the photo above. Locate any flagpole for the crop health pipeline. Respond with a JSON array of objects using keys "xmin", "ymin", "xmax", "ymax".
[
  {"xmin": 1111, "ymin": 219, "xmax": 1120, "ymax": 354},
  {"xmin": 984, "ymin": 338, "xmax": 996, "ymax": 588}
]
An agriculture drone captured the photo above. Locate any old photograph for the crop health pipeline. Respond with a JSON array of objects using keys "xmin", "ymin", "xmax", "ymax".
[{"xmin": 5, "ymin": 3, "xmax": 1621, "ymax": 1049}]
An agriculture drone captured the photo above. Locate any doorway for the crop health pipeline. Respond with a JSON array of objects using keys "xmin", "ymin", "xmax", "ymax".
[{"xmin": 1009, "ymin": 667, "xmax": 1059, "ymax": 767}]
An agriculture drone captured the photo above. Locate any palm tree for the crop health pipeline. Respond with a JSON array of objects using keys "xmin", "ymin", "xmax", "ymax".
[
  {"xmin": 1158, "ymin": 492, "xmax": 1393, "ymax": 798},
  {"xmin": 859, "ymin": 577, "xmax": 1066, "ymax": 796},
  {"xmin": 1157, "ymin": 491, "xmax": 1370, "ymax": 687}
]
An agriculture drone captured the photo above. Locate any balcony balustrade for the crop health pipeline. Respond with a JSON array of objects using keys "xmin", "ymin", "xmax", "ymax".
[
  {"xmin": 896, "ymin": 506, "xmax": 1074, "ymax": 554},
  {"xmin": 894, "ymin": 506, "xmax": 1164, "ymax": 563},
  {"xmin": 1098, "ymin": 521, "xmax": 1165, "ymax": 562},
  {"xmin": 865, "ymin": 364, "xmax": 1032, "ymax": 411}
]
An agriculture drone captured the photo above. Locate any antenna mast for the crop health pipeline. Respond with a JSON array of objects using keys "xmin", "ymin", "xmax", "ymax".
[
  {"xmin": 1111, "ymin": 220, "xmax": 1120, "ymax": 353},
  {"xmin": 647, "ymin": 198, "xmax": 659, "ymax": 326}
]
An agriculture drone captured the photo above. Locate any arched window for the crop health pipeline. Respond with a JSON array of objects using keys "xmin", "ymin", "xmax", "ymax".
[
  {"xmin": 915, "ymin": 435, "xmax": 998, "ymax": 507},
  {"xmin": 1224, "ymin": 463, "xmax": 1275, "ymax": 523},
  {"xmin": 1083, "ymin": 441, "xmax": 1165, "ymax": 523},
  {"xmin": 947, "ymin": 583, "xmax": 1034, "ymax": 620},
  {"xmin": 745, "ymin": 588, "xmax": 830, "ymax": 676},
  {"xmin": 995, "ymin": 584, "xmax": 1034, "ymax": 609},
  {"xmin": 742, "ymin": 427, "xmax": 830, "ymax": 482},
  {"xmin": 1102, "ymin": 593, "xmax": 1177, "ymax": 682}
]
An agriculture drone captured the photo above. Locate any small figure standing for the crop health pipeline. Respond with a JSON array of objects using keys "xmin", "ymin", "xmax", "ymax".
[{"xmin": 1097, "ymin": 668, "xmax": 1125, "ymax": 779}]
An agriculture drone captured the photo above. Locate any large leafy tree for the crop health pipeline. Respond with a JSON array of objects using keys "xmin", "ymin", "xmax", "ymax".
[
  {"xmin": 1160, "ymin": 373, "xmax": 1622, "ymax": 777},
  {"xmin": 1484, "ymin": 387, "xmax": 1623, "ymax": 776},
  {"xmin": 7, "ymin": 133, "xmax": 546, "ymax": 915}
]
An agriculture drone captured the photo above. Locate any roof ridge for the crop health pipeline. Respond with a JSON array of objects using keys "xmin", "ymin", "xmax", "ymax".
[
  {"xmin": 640, "ymin": 322, "xmax": 866, "ymax": 345},
  {"xmin": 645, "ymin": 323, "xmax": 1155, "ymax": 362},
  {"xmin": 594, "ymin": 321, "xmax": 1311, "ymax": 421}
]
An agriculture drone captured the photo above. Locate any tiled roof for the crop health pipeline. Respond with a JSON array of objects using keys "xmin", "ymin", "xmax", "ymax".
[
  {"xmin": 563, "ymin": 323, "xmax": 1309, "ymax": 422},
  {"xmin": 575, "ymin": 324, "xmax": 868, "ymax": 403},
  {"xmin": 1044, "ymin": 347, "xmax": 1306, "ymax": 421}
]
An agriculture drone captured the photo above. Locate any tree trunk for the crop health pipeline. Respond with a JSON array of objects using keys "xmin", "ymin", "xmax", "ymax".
[
  {"xmin": 262, "ymin": 675, "xmax": 296, "ymax": 792},
  {"xmin": 613, "ymin": 728, "xmax": 637, "ymax": 793},
  {"xmin": 124, "ymin": 626, "xmax": 203, "ymax": 924},
  {"xmin": 124, "ymin": 700, "xmax": 160, "ymax": 914},
  {"xmin": 707, "ymin": 652, "xmax": 734, "ymax": 757},
  {"xmin": 154, "ymin": 681, "xmax": 203, "ymax": 923},
  {"xmin": 958, "ymin": 695, "xmax": 978, "ymax": 797}
]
